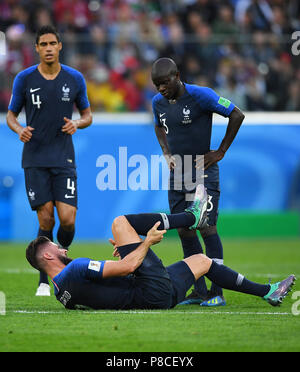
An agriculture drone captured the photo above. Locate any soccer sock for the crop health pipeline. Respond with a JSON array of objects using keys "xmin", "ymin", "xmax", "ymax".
[
  {"xmin": 205, "ymin": 261, "xmax": 270, "ymax": 298},
  {"xmin": 203, "ymin": 233, "xmax": 224, "ymax": 296},
  {"xmin": 180, "ymin": 235, "xmax": 208, "ymax": 297},
  {"xmin": 125, "ymin": 212, "xmax": 195, "ymax": 236},
  {"xmin": 57, "ymin": 225, "xmax": 75, "ymax": 249},
  {"xmin": 37, "ymin": 228, "xmax": 53, "ymax": 285}
]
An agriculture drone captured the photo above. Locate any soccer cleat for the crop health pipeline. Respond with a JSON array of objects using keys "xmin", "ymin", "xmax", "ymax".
[
  {"xmin": 185, "ymin": 184, "xmax": 208, "ymax": 230},
  {"xmin": 200, "ymin": 295, "xmax": 226, "ymax": 307},
  {"xmin": 263, "ymin": 275, "xmax": 296, "ymax": 306},
  {"xmin": 178, "ymin": 290, "xmax": 207, "ymax": 305},
  {"xmin": 35, "ymin": 283, "xmax": 51, "ymax": 296}
]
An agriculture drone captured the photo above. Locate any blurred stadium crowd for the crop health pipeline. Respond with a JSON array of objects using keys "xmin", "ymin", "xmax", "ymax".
[{"xmin": 0, "ymin": 0, "xmax": 299, "ymax": 113}]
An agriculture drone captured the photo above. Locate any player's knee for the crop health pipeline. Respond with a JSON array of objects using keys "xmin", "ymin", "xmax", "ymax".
[
  {"xmin": 60, "ymin": 217, "xmax": 75, "ymax": 231},
  {"xmin": 111, "ymin": 215, "xmax": 127, "ymax": 235},
  {"xmin": 177, "ymin": 227, "xmax": 197, "ymax": 239},
  {"xmin": 39, "ymin": 214, "xmax": 55, "ymax": 231},
  {"xmin": 199, "ymin": 225, "xmax": 217, "ymax": 238},
  {"xmin": 198, "ymin": 253, "xmax": 212, "ymax": 274}
]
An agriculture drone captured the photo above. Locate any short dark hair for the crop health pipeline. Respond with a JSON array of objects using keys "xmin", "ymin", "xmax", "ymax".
[
  {"xmin": 26, "ymin": 236, "xmax": 51, "ymax": 271},
  {"xmin": 151, "ymin": 58, "xmax": 178, "ymax": 79},
  {"xmin": 36, "ymin": 25, "xmax": 60, "ymax": 45}
]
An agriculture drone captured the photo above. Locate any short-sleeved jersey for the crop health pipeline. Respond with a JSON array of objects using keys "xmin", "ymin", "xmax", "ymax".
[
  {"xmin": 52, "ymin": 258, "xmax": 136, "ymax": 310},
  {"xmin": 152, "ymin": 84, "xmax": 235, "ymax": 183},
  {"xmin": 8, "ymin": 64, "xmax": 90, "ymax": 169}
]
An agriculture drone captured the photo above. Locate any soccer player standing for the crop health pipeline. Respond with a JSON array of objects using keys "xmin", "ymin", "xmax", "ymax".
[
  {"xmin": 151, "ymin": 58, "xmax": 245, "ymax": 306},
  {"xmin": 6, "ymin": 25, "xmax": 92, "ymax": 296}
]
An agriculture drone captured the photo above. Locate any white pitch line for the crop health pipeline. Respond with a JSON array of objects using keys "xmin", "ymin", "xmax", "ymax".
[{"xmin": 11, "ymin": 310, "xmax": 293, "ymax": 316}]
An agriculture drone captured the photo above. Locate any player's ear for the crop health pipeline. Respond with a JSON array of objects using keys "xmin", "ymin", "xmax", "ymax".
[
  {"xmin": 58, "ymin": 42, "xmax": 62, "ymax": 51},
  {"xmin": 43, "ymin": 251, "xmax": 54, "ymax": 261}
]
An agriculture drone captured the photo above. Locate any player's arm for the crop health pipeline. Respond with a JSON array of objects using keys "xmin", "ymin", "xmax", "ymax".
[
  {"xmin": 152, "ymin": 97, "xmax": 176, "ymax": 170},
  {"xmin": 102, "ymin": 222, "xmax": 166, "ymax": 278},
  {"xmin": 154, "ymin": 123, "xmax": 176, "ymax": 170},
  {"xmin": 62, "ymin": 107, "xmax": 92, "ymax": 135},
  {"xmin": 6, "ymin": 110, "xmax": 34, "ymax": 143},
  {"xmin": 203, "ymin": 106, "xmax": 245, "ymax": 170},
  {"xmin": 6, "ymin": 71, "xmax": 34, "ymax": 143}
]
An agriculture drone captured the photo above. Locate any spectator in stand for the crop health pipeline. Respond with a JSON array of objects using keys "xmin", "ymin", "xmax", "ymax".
[{"xmin": 0, "ymin": 0, "xmax": 299, "ymax": 113}]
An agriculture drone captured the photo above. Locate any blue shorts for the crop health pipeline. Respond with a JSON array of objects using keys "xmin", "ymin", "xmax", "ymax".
[
  {"xmin": 168, "ymin": 181, "xmax": 220, "ymax": 226},
  {"xmin": 24, "ymin": 167, "xmax": 77, "ymax": 210},
  {"xmin": 166, "ymin": 261, "xmax": 195, "ymax": 307},
  {"xmin": 132, "ymin": 247, "xmax": 195, "ymax": 309}
]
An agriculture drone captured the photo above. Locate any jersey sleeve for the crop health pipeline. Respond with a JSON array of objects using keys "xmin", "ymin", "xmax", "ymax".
[
  {"xmin": 74, "ymin": 72, "xmax": 90, "ymax": 111},
  {"xmin": 8, "ymin": 71, "xmax": 26, "ymax": 114},
  {"xmin": 152, "ymin": 95, "xmax": 162, "ymax": 127},
  {"xmin": 71, "ymin": 258, "xmax": 106, "ymax": 282},
  {"xmin": 191, "ymin": 86, "xmax": 235, "ymax": 117}
]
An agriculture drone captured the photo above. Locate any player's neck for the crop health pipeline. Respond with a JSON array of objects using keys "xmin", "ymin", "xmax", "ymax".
[
  {"xmin": 46, "ymin": 262, "xmax": 66, "ymax": 279},
  {"xmin": 173, "ymin": 81, "xmax": 185, "ymax": 101},
  {"xmin": 38, "ymin": 62, "xmax": 61, "ymax": 80}
]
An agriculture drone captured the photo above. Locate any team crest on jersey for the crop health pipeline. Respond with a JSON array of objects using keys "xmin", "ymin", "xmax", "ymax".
[
  {"xmin": 182, "ymin": 106, "xmax": 192, "ymax": 124},
  {"xmin": 28, "ymin": 189, "xmax": 35, "ymax": 201},
  {"xmin": 62, "ymin": 84, "xmax": 70, "ymax": 102}
]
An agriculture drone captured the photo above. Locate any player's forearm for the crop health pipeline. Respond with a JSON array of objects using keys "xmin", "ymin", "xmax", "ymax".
[
  {"xmin": 6, "ymin": 111, "xmax": 23, "ymax": 135},
  {"xmin": 74, "ymin": 110, "xmax": 92, "ymax": 129},
  {"xmin": 121, "ymin": 238, "xmax": 152, "ymax": 274},
  {"xmin": 218, "ymin": 107, "xmax": 245, "ymax": 154},
  {"xmin": 155, "ymin": 126, "xmax": 171, "ymax": 156}
]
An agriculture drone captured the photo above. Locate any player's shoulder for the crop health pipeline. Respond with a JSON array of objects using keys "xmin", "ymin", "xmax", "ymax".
[
  {"xmin": 14, "ymin": 64, "xmax": 39, "ymax": 82},
  {"xmin": 152, "ymin": 92, "xmax": 164, "ymax": 106},
  {"xmin": 185, "ymin": 83, "xmax": 216, "ymax": 97},
  {"xmin": 61, "ymin": 64, "xmax": 85, "ymax": 80}
]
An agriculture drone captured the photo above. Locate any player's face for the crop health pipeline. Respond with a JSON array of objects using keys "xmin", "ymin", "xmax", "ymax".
[
  {"xmin": 47, "ymin": 242, "xmax": 72, "ymax": 265},
  {"xmin": 36, "ymin": 33, "xmax": 62, "ymax": 65},
  {"xmin": 152, "ymin": 73, "xmax": 181, "ymax": 100}
]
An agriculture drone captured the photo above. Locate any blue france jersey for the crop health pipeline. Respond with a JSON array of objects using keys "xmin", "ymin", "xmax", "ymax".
[
  {"xmin": 152, "ymin": 84, "xmax": 235, "ymax": 183},
  {"xmin": 52, "ymin": 258, "xmax": 135, "ymax": 310},
  {"xmin": 8, "ymin": 64, "xmax": 90, "ymax": 168}
]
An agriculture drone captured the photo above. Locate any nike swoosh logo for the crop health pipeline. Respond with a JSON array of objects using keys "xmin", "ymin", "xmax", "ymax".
[
  {"xmin": 159, "ymin": 113, "xmax": 166, "ymax": 118},
  {"xmin": 30, "ymin": 88, "xmax": 41, "ymax": 93},
  {"xmin": 65, "ymin": 194, "xmax": 75, "ymax": 199}
]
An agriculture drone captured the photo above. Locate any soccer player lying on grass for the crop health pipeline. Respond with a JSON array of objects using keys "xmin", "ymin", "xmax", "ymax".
[{"xmin": 26, "ymin": 185, "xmax": 296, "ymax": 310}]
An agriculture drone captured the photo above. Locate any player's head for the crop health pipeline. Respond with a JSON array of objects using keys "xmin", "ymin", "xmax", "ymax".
[
  {"xmin": 35, "ymin": 25, "xmax": 62, "ymax": 65},
  {"xmin": 151, "ymin": 58, "xmax": 182, "ymax": 100},
  {"xmin": 26, "ymin": 236, "xmax": 71, "ymax": 273}
]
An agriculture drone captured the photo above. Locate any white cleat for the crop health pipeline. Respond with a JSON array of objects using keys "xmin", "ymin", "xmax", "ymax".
[{"xmin": 35, "ymin": 283, "xmax": 51, "ymax": 296}]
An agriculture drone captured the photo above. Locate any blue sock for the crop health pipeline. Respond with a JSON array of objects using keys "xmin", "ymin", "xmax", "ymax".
[
  {"xmin": 180, "ymin": 235, "xmax": 208, "ymax": 298},
  {"xmin": 203, "ymin": 233, "xmax": 224, "ymax": 296},
  {"xmin": 206, "ymin": 261, "xmax": 270, "ymax": 297},
  {"xmin": 37, "ymin": 228, "xmax": 53, "ymax": 285},
  {"xmin": 57, "ymin": 225, "xmax": 75, "ymax": 249}
]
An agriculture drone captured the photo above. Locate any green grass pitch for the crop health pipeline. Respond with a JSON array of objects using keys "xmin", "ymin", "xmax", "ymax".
[{"xmin": 0, "ymin": 237, "xmax": 300, "ymax": 352}]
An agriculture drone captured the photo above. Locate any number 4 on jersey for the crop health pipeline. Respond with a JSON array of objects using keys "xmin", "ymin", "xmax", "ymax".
[{"xmin": 31, "ymin": 94, "xmax": 41, "ymax": 109}]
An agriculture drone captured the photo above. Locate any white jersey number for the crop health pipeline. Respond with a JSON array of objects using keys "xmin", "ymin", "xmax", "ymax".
[
  {"xmin": 67, "ymin": 178, "xmax": 75, "ymax": 195},
  {"xmin": 31, "ymin": 94, "xmax": 41, "ymax": 109},
  {"xmin": 160, "ymin": 118, "xmax": 169, "ymax": 134}
]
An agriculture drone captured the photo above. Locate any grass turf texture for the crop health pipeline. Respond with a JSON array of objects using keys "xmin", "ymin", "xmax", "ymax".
[{"xmin": 0, "ymin": 237, "xmax": 300, "ymax": 352}]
